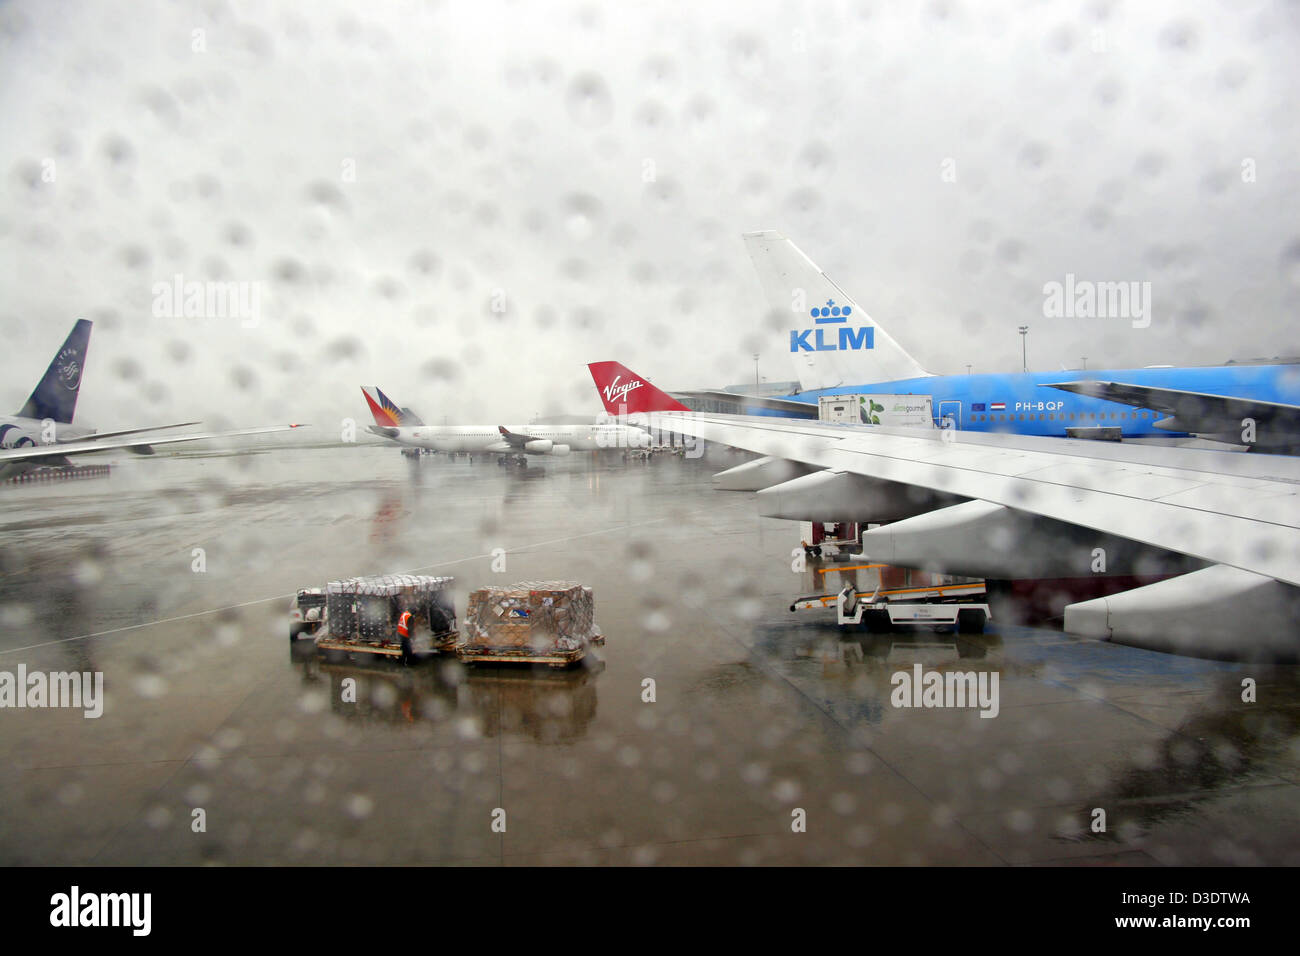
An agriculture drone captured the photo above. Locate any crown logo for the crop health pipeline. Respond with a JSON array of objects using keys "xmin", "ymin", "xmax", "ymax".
[{"xmin": 810, "ymin": 299, "xmax": 851, "ymax": 323}]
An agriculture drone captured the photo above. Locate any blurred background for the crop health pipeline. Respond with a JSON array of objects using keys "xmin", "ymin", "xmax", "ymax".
[{"xmin": 1, "ymin": 0, "xmax": 1297, "ymax": 430}]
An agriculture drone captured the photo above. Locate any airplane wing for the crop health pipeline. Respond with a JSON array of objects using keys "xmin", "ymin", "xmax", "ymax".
[
  {"xmin": 669, "ymin": 389, "xmax": 818, "ymax": 418},
  {"xmin": 0, "ymin": 424, "xmax": 307, "ymax": 465},
  {"xmin": 494, "ymin": 426, "xmax": 574, "ymax": 456},
  {"xmin": 652, "ymin": 411, "xmax": 1300, "ymax": 657},
  {"xmin": 1043, "ymin": 379, "xmax": 1300, "ymax": 448},
  {"xmin": 589, "ymin": 359, "xmax": 1300, "ymax": 658},
  {"xmin": 496, "ymin": 426, "xmax": 531, "ymax": 449},
  {"xmin": 55, "ymin": 421, "xmax": 202, "ymax": 443},
  {"xmin": 644, "ymin": 412, "xmax": 1300, "ymax": 583}
]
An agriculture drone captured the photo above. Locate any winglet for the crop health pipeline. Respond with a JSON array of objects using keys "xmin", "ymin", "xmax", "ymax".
[{"xmin": 587, "ymin": 362, "xmax": 691, "ymax": 415}]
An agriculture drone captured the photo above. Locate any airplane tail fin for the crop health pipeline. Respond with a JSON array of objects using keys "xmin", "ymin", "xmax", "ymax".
[
  {"xmin": 742, "ymin": 230, "xmax": 931, "ymax": 391},
  {"xmin": 361, "ymin": 386, "xmax": 418, "ymax": 427},
  {"xmin": 587, "ymin": 362, "xmax": 691, "ymax": 415},
  {"xmin": 18, "ymin": 319, "xmax": 92, "ymax": 423}
]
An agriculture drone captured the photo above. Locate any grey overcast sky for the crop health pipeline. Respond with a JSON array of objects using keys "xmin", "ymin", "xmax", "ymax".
[{"xmin": 2, "ymin": 0, "xmax": 1298, "ymax": 430}]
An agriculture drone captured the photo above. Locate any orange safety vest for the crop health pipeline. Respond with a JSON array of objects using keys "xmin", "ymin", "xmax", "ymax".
[{"xmin": 397, "ymin": 611, "xmax": 412, "ymax": 638}]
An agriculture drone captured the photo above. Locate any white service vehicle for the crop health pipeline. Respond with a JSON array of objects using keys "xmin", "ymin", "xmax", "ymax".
[
  {"xmin": 806, "ymin": 583, "xmax": 990, "ymax": 634},
  {"xmin": 818, "ymin": 394, "xmax": 935, "ymax": 427},
  {"xmin": 289, "ymin": 588, "xmax": 327, "ymax": 640}
]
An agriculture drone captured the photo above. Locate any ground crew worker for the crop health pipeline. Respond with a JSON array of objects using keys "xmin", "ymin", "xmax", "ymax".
[{"xmin": 397, "ymin": 608, "xmax": 413, "ymax": 640}]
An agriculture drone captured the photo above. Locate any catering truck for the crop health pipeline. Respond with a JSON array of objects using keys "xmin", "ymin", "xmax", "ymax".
[{"xmin": 818, "ymin": 394, "xmax": 936, "ymax": 427}]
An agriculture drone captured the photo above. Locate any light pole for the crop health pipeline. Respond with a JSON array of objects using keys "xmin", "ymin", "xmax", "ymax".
[
  {"xmin": 965, "ymin": 364, "xmax": 972, "ymax": 376},
  {"xmin": 1018, "ymin": 326, "xmax": 1029, "ymax": 373},
  {"xmin": 1082, "ymin": 356, "xmax": 1087, "ymax": 370},
  {"xmin": 753, "ymin": 353, "xmax": 760, "ymax": 393}
]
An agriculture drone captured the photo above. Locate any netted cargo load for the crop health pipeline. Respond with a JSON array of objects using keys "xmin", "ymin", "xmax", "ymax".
[
  {"xmin": 325, "ymin": 574, "xmax": 455, "ymax": 641},
  {"xmin": 326, "ymin": 581, "xmax": 356, "ymax": 638},
  {"xmin": 460, "ymin": 581, "xmax": 602, "ymax": 664}
]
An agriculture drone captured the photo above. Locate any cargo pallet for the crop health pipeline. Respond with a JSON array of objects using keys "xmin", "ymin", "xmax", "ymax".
[
  {"xmin": 316, "ymin": 631, "xmax": 458, "ymax": 659},
  {"xmin": 456, "ymin": 628, "xmax": 604, "ymax": 668},
  {"xmin": 308, "ymin": 573, "xmax": 458, "ymax": 663},
  {"xmin": 458, "ymin": 582, "xmax": 603, "ymax": 668},
  {"xmin": 292, "ymin": 576, "xmax": 606, "ymax": 669},
  {"xmin": 456, "ymin": 643, "xmax": 586, "ymax": 668}
]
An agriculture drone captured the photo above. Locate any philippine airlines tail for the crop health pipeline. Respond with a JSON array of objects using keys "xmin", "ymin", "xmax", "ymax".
[
  {"xmin": 743, "ymin": 230, "xmax": 931, "ymax": 391},
  {"xmin": 587, "ymin": 362, "xmax": 691, "ymax": 415},
  {"xmin": 18, "ymin": 318, "xmax": 92, "ymax": 423},
  {"xmin": 360, "ymin": 386, "xmax": 424, "ymax": 427}
]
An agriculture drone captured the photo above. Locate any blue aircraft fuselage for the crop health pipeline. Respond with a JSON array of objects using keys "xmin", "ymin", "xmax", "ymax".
[{"xmin": 775, "ymin": 364, "xmax": 1300, "ymax": 437}]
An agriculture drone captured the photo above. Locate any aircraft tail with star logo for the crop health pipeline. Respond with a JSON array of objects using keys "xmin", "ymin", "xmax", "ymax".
[{"xmin": 17, "ymin": 318, "xmax": 91, "ymax": 423}]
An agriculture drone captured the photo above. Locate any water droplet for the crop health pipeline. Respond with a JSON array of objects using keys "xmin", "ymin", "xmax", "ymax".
[{"xmin": 565, "ymin": 72, "xmax": 613, "ymax": 128}]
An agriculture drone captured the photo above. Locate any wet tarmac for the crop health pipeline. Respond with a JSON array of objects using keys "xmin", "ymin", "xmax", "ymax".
[{"xmin": 1, "ymin": 445, "xmax": 1298, "ymax": 865}]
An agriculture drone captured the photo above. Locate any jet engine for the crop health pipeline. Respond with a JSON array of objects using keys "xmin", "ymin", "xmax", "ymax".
[{"xmin": 0, "ymin": 425, "xmax": 37, "ymax": 448}]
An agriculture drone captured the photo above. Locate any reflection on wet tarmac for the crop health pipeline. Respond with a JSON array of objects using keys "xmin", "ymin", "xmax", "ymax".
[
  {"xmin": 291, "ymin": 643, "xmax": 602, "ymax": 742},
  {"xmin": 1059, "ymin": 669, "xmax": 1300, "ymax": 862},
  {"xmin": 0, "ymin": 446, "xmax": 1297, "ymax": 865}
]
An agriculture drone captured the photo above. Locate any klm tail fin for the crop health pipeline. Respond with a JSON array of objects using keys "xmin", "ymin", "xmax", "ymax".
[
  {"xmin": 743, "ymin": 231, "xmax": 931, "ymax": 391},
  {"xmin": 18, "ymin": 319, "xmax": 91, "ymax": 423}
]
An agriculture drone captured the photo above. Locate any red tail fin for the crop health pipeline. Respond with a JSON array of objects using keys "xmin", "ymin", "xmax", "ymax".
[
  {"xmin": 587, "ymin": 362, "xmax": 691, "ymax": 415},
  {"xmin": 361, "ymin": 386, "xmax": 405, "ymax": 427}
]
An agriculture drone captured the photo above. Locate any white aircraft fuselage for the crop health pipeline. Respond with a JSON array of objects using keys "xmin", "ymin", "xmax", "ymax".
[
  {"xmin": 0, "ymin": 416, "xmax": 99, "ymax": 448},
  {"xmin": 369, "ymin": 423, "xmax": 646, "ymax": 455}
]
